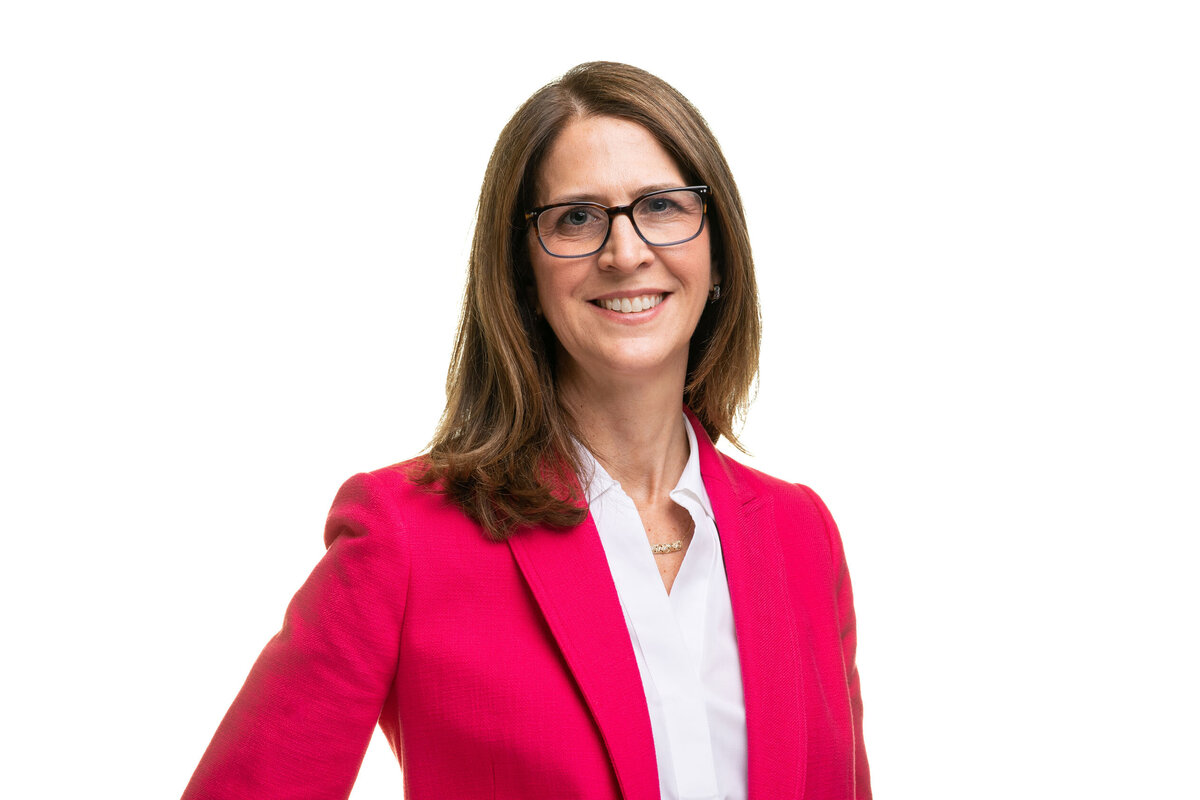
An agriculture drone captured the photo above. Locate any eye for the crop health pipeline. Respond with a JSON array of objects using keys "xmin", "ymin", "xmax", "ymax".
[
  {"xmin": 563, "ymin": 208, "xmax": 598, "ymax": 227},
  {"xmin": 644, "ymin": 197, "xmax": 677, "ymax": 214},
  {"xmin": 547, "ymin": 205, "xmax": 606, "ymax": 238}
]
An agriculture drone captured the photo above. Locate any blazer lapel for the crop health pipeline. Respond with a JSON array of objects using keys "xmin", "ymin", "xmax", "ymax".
[
  {"xmin": 508, "ymin": 515, "xmax": 660, "ymax": 800},
  {"xmin": 691, "ymin": 412, "xmax": 808, "ymax": 800}
]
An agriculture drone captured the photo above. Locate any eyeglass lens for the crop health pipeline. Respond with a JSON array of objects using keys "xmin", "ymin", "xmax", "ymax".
[{"xmin": 536, "ymin": 190, "xmax": 705, "ymax": 257}]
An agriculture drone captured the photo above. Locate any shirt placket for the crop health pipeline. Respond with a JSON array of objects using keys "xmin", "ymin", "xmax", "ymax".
[{"xmin": 603, "ymin": 491, "xmax": 721, "ymax": 799}]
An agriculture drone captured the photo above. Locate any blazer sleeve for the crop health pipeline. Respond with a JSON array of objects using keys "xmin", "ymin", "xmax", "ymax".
[
  {"xmin": 182, "ymin": 471, "xmax": 410, "ymax": 800},
  {"xmin": 800, "ymin": 484, "xmax": 872, "ymax": 799}
]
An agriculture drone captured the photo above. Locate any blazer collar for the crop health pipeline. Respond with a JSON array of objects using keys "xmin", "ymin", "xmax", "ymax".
[
  {"xmin": 507, "ymin": 514, "xmax": 660, "ymax": 800},
  {"xmin": 688, "ymin": 408, "xmax": 807, "ymax": 800},
  {"xmin": 509, "ymin": 408, "xmax": 807, "ymax": 800}
]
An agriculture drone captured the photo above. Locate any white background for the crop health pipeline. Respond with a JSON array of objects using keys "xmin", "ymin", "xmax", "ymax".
[{"xmin": 2, "ymin": 2, "xmax": 1197, "ymax": 798}]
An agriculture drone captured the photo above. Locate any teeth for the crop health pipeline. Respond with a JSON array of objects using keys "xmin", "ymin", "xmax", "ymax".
[{"xmin": 598, "ymin": 294, "xmax": 663, "ymax": 313}]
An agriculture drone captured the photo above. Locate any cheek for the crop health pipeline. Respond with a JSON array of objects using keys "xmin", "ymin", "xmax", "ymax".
[
  {"xmin": 529, "ymin": 260, "xmax": 576, "ymax": 325},
  {"xmin": 528, "ymin": 257, "xmax": 552, "ymax": 308},
  {"xmin": 685, "ymin": 240, "xmax": 716, "ymax": 289},
  {"xmin": 527, "ymin": 240, "xmax": 553, "ymax": 315}
]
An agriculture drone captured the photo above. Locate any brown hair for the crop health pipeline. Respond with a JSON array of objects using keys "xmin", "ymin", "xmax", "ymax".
[{"xmin": 417, "ymin": 61, "xmax": 761, "ymax": 538}]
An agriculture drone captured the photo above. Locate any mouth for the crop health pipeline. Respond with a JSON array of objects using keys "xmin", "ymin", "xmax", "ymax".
[{"xmin": 590, "ymin": 293, "xmax": 666, "ymax": 314}]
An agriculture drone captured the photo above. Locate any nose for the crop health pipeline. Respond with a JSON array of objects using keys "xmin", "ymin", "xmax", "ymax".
[{"xmin": 598, "ymin": 211, "xmax": 653, "ymax": 272}]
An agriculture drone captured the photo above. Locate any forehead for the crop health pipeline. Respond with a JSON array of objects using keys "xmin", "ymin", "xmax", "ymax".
[{"xmin": 536, "ymin": 116, "xmax": 686, "ymax": 205}]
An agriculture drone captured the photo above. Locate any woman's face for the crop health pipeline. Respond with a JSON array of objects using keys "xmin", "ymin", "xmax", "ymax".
[{"xmin": 529, "ymin": 116, "xmax": 716, "ymax": 392}]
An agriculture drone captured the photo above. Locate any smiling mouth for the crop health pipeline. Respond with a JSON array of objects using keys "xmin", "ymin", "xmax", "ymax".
[{"xmin": 591, "ymin": 293, "xmax": 665, "ymax": 313}]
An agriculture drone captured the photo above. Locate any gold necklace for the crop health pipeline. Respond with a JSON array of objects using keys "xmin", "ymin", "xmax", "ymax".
[{"xmin": 650, "ymin": 516, "xmax": 694, "ymax": 555}]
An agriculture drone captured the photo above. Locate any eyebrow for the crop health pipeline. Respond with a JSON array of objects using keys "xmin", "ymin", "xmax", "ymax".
[{"xmin": 544, "ymin": 183, "xmax": 686, "ymax": 207}]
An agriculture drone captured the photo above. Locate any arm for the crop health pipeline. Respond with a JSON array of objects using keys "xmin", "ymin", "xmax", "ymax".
[
  {"xmin": 800, "ymin": 485, "xmax": 872, "ymax": 800},
  {"xmin": 182, "ymin": 471, "xmax": 410, "ymax": 800}
]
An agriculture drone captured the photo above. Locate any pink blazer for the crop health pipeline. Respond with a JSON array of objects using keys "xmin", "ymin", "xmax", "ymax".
[{"xmin": 183, "ymin": 411, "xmax": 870, "ymax": 799}]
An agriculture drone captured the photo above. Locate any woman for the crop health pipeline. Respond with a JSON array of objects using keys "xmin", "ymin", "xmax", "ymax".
[{"xmin": 183, "ymin": 62, "xmax": 870, "ymax": 800}]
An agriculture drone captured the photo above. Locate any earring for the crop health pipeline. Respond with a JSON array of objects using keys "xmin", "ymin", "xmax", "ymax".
[{"xmin": 708, "ymin": 284, "xmax": 721, "ymax": 303}]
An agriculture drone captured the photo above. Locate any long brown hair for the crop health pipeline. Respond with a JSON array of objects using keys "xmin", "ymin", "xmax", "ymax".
[{"xmin": 418, "ymin": 61, "xmax": 761, "ymax": 539}]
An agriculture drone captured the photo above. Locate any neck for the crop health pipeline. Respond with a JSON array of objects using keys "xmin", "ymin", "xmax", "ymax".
[{"xmin": 559, "ymin": 362, "xmax": 691, "ymax": 506}]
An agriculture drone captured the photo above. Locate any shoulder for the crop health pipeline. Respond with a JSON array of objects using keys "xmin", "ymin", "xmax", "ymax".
[
  {"xmin": 325, "ymin": 457, "xmax": 455, "ymax": 529},
  {"xmin": 324, "ymin": 457, "xmax": 492, "ymax": 555},
  {"xmin": 708, "ymin": 448, "xmax": 846, "ymax": 564},
  {"xmin": 709, "ymin": 448, "xmax": 831, "ymax": 515}
]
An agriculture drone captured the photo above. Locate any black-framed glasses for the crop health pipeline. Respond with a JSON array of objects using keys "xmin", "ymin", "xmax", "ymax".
[{"xmin": 525, "ymin": 185, "xmax": 710, "ymax": 258}]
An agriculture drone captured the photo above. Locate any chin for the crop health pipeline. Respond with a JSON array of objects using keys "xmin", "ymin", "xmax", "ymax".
[{"xmin": 595, "ymin": 349, "xmax": 690, "ymax": 380}]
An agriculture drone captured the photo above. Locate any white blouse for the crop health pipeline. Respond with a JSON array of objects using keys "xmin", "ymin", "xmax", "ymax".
[{"xmin": 579, "ymin": 416, "xmax": 747, "ymax": 800}]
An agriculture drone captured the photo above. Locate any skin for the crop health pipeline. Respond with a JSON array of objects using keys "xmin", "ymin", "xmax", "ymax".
[{"xmin": 530, "ymin": 115, "xmax": 719, "ymax": 593}]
